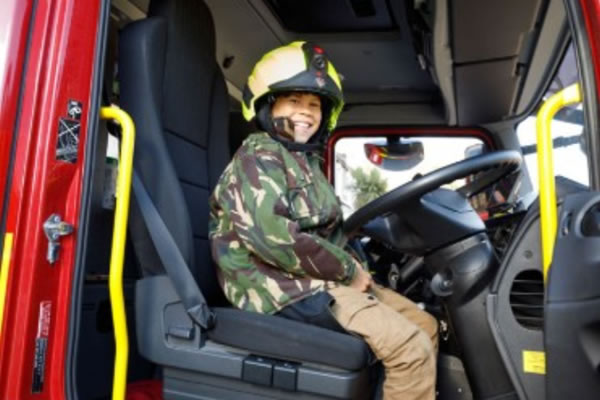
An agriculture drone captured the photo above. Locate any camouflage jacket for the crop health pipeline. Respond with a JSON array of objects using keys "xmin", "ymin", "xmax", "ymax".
[{"xmin": 209, "ymin": 132, "xmax": 358, "ymax": 314}]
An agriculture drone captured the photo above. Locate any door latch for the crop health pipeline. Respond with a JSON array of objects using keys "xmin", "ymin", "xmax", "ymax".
[{"xmin": 43, "ymin": 214, "xmax": 74, "ymax": 264}]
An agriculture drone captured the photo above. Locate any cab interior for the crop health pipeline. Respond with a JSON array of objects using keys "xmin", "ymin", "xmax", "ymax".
[{"xmin": 69, "ymin": 0, "xmax": 598, "ymax": 399}]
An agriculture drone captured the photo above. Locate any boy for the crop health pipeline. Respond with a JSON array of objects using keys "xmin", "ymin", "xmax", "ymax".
[{"xmin": 209, "ymin": 41, "xmax": 437, "ymax": 399}]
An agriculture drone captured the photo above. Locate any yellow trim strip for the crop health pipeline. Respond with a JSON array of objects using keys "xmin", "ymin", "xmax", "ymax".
[
  {"xmin": 0, "ymin": 233, "xmax": 14, "ymax": 337},
  {"xmin": 100, "ymin": 107, "xmax": 136, "ymax": 400},
  {"xmin": 535, "ymin": 83, "xmax": 581, "ymax": 281}
]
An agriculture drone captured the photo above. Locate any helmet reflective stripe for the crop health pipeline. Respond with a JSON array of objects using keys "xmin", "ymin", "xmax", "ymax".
[
  {"xmin": 326, "ymin": 61, "xmax": 343, "ymax": 131},
  {"xmin": 327, "ymin": 61, "xmax": 342, "ymax": 91},
  {"xmin": 242, "ymin": 41, "xmax": 344, "ymax": 132}
]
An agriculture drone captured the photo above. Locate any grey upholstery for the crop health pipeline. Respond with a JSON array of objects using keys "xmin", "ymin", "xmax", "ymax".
[{"xmin": 119, "ymin": 0, "xmax": 371, "ymax": 374}]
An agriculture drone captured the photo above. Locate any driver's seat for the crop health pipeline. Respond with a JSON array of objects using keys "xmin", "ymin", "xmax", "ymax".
[{"xmin": 119, "ymin": 0, "xmax": 373, "ymax": 398}]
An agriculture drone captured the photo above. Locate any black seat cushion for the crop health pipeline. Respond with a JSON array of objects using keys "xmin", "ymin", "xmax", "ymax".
[{"xmin": 209, "ymin": 307, "xmax": 371, "ymax": 371}]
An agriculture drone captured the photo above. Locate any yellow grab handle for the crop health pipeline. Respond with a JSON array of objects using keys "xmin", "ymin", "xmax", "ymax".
[
  {"xmin": 100, "ymin": 107, "xmax": 135, "ymax": 400},
  {"xmin": 535, "ymin": 83, "xmax": 581, "ymax": 282}
]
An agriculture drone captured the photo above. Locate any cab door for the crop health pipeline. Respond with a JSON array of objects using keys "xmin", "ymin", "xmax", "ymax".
[
  {"xmin": 546, "ymin": 192, "xmax": 600, "ymax": 399},
  {"xmin": 0, "ymin": 0, "xmax": 105, "ymax": 399},
  {"xmin": 545, "ymin": 0, "xmax": 600, "ymax": 398}
]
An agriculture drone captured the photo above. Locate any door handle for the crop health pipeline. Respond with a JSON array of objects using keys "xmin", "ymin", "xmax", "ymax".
[{"xmin": 43, "ymin": 213, "xmax": 74, "ymax": 264}]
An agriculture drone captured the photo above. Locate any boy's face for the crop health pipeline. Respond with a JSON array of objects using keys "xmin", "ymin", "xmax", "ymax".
[{"xmin": 271, "ymin": 92, "xmax": 322, "ymax": 143}]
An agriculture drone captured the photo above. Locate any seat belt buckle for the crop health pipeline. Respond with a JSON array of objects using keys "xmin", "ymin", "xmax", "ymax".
[{"xmin": 188, "ymin": 304, "xmax": 216, "ymax": 331}]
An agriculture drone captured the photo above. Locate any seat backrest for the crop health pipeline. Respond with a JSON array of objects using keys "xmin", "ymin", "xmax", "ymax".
[{"xmin": 119, "ymin": 0, "xmax": 229, "ymax": 305}]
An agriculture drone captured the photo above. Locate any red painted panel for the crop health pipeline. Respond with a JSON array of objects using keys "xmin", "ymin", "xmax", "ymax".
[
  {"xmin": 580, "ymin": 0, "xmax": 600, "ymax": 110},
  {"xmin": 0, "ymin": 0, "xmax": 102, "ymax": 399}
]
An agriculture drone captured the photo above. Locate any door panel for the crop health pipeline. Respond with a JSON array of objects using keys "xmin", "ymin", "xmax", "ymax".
[
  {"xmin": 0, "ymin": 0, "xmax": 103, "ymax": 399},
  {"xmin": 546, "ymin": 192, "xmax": 600, "ymax": 400}
]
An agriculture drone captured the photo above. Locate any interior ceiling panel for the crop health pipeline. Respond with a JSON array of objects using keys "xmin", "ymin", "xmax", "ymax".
[
  {"xmin": 451, "ymin": 0, "xmax": 542, "ymax": 63},
  {"xmin": 112, "ymin": 0, "xmax": 564, "ymax": 127},
  {"xmin": 450, "ymin": 0, "xmax": 548, "ymax": 125},
  {"xmin": 339, "ymin": 103, "xmax": 445, "ymax": 126},
  {"xmin": 264, "ymin": 0, "xmax": 397, "ymax": 32},
  {"xmin": 204, "ymin": 0, "xmax": 282, "ymax": 93},
  {"xmin": 206, "ymin": 0, "xmax": 440, "ymax": 107},
  {"xmin": 455, "ymin": 60, "xmax": 518, "ymax": 125},
  {"xmin": 318, "ymin": 38, "xmax": 438, "ymax": 101}
]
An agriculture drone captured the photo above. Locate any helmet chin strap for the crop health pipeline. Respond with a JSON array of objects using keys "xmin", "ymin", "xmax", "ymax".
[
  {"xmin": 271, "ymin": 117, "xmax": 296, "ymax": 140},
  {"xmin": 268, "ymin": 116, "xmax": 324, "ymax": 153}
]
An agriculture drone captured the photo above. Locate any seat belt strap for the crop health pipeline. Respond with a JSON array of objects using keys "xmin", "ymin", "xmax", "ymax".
[{"xmin": 132, "ymin": 171, "xmax": 215, "ymax": 330}]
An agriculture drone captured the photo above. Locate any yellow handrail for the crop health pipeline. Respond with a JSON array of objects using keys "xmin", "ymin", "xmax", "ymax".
[
  {"xmin": 535, "ymin": 83, "xmax": 581, "ymax": 282},
  {"xmin": 100, "ymin": 106, "xmax": 135, "ymax": 400}
]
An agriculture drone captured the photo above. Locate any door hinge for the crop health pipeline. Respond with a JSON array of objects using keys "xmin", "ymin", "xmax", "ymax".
[{"xmin": 43, "ymin": 213, "xmax": 74, "ymax": 264}]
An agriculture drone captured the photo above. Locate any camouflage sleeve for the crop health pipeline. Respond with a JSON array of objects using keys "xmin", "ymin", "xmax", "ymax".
[{"xmin": 225, "ymin": 151, "xmax": 358, "ymax": 284}]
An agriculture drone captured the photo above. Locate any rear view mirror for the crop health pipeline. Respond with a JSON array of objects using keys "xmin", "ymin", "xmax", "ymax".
[
  {"xmin": 364, "ymin": 137, "xmax": 424, "ymax": 170},
  {"xmin": 465, "ymin": 143, "xmax": 485, "ymax": 158}
]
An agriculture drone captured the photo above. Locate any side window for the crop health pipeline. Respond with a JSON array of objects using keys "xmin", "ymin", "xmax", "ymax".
[
  {"xmin": 516, "ymin": 43, "xmax": 587, "ymax": 194},
  {"xmin": 334, "ymin": 135, "xmax": 488, "ymax": 217}
]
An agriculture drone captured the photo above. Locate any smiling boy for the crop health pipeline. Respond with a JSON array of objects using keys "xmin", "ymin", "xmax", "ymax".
[{"xmin": 209, "ymin": 41, "xmax": 438, "ymax": 400}]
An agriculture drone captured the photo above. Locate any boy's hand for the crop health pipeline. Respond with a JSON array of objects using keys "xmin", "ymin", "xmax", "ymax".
[{"xmin": 349, "ymin": 262, "xmax": 373, "ymax": 292}]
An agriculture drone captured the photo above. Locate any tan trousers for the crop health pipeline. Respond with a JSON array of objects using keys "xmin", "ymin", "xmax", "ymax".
[{"xmin": 328, "ymin": 285, "xmax": 438, "ymax": 400}]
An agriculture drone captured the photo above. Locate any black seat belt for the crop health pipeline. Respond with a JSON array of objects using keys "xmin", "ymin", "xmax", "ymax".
[
  {"xmin": 131, "ymin": 171, "xmax": 216, "ymax": 330},
  {"xmin": 100, "ymin": 80, "xmax": 214, "ymax": 330}
]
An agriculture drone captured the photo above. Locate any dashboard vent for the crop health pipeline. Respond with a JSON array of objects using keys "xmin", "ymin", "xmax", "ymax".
[{"xmin": 510, "ymin": 270, "xmax": 544, "ymax": 330}]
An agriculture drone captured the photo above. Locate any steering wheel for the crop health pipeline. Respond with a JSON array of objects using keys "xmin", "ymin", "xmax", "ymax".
[{"xmin": 343, "ymin": 150, "xmax": 522, "ymax": 235}]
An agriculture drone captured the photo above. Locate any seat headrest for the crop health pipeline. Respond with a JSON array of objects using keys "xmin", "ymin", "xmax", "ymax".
[{"xmin": 148, "ymin": 0, "xmax": 216, "ymax": 57}]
